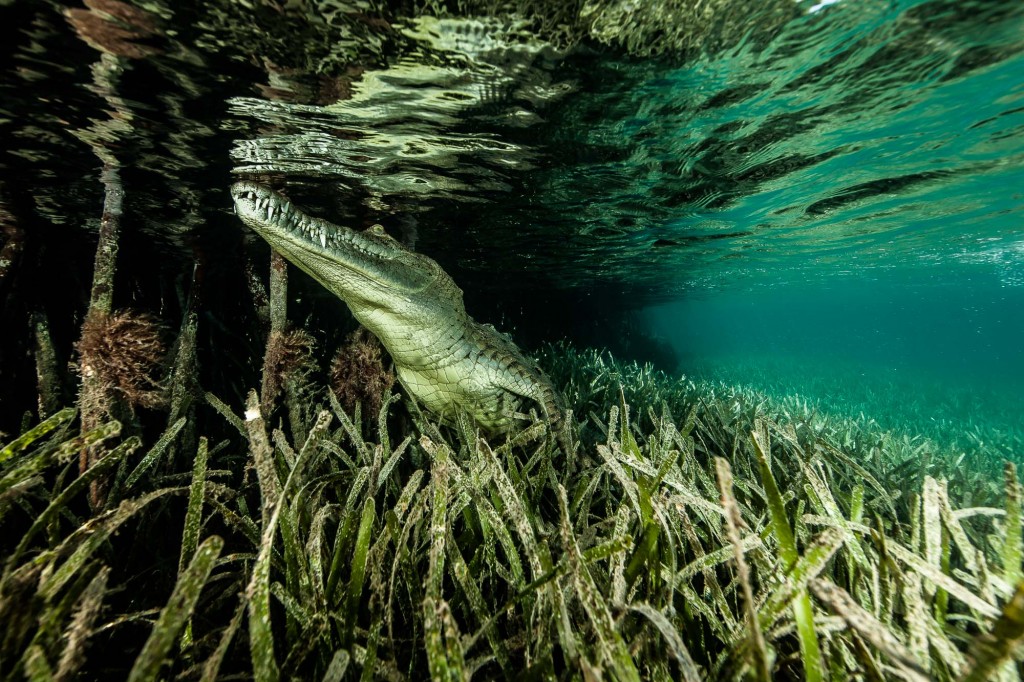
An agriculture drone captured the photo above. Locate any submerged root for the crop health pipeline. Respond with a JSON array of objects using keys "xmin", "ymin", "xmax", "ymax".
[
  {"xmin": 330, "ymin": 327, "xmax": 394, "ymax": 417},
  {"xmin": 76, "ymin": 309, "xmax": 167, "ymax": 413},
  {"xmin": 0, "ymin": 203, "xmax": 23, "ymax": 290}
]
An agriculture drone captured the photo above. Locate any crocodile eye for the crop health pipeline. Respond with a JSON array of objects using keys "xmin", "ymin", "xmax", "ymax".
[{"xmin": 368, "ymin": 224, "xmax": 392, "ymax": 239}]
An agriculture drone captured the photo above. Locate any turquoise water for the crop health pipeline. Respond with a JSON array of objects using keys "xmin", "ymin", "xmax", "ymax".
[
  {"xmin": 644, "ymin": 272, "xmax": 1024, "ymax": 439},
  {"xmin": 514, "ymin": 0, "xmax": 1024, "ymax": 300}
]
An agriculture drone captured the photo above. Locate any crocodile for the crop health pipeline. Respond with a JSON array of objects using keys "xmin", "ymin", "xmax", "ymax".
[{"xmin": 231, "ymin": 181, "xmax": 565, "ymax": 436}]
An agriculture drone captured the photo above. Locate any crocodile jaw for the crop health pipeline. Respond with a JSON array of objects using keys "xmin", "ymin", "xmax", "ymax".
[{"xmin": 230, "ymin": 181, "xmax": 435, "ymax": 303}]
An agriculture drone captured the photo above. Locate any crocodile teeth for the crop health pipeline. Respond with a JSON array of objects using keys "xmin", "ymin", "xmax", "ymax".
[{"xmin": 320, "ymin": 232, "xmax": 326, "ymax": 248}]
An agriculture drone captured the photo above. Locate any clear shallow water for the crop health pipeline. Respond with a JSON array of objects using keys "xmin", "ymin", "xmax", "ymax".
[
  {"xmin": 0, "ymin": 0, "xmax": 1021, "ymax": 439},
  {"xmin": 643, "ymin": 270, "xmax": 1024, "ymax": 440}
]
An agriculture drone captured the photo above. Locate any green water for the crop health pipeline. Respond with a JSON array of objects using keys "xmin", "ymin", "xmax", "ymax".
[
  {"xmin": 511, "ymin": 0, "xmax": 1024, "ymax": 297},
  {"xmin": 644, "ymin": 271, "xmax": 1024, "ymax": 439}
]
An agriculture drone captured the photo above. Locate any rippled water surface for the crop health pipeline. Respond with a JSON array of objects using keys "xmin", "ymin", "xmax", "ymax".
[
  {"xmin": 535, "ymin": 2, "xmax": 1024, "ymax": 293},
  {"xmin": 0, "ymin": 0, "xmax": 1021, "ymax": 434}
]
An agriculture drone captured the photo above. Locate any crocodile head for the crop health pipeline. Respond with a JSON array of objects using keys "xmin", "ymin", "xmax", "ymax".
[{"xmin": 231, "ymin": 181, "xmax": 453, "ymax": 310}]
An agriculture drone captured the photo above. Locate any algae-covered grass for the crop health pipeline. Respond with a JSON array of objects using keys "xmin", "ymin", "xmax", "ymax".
[{"xmin": 2, "ymin": 342, "xmax": 1024, "ymax": 680}]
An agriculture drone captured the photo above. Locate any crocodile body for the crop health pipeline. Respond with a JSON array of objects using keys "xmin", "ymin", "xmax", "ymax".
[{"xmin": 231, "ymin": 182, "xmax": 564, "ymax": 434}]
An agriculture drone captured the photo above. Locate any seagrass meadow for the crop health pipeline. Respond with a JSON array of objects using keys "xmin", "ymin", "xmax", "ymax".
[{"xmin": 3, "ymin": 332, "xmax": 1024, "ymax": 681}]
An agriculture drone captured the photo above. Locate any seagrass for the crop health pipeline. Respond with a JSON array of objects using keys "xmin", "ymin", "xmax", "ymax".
[{"xmin": 2, "ymin": 341, "xmax": 1024, "ymax": 680}]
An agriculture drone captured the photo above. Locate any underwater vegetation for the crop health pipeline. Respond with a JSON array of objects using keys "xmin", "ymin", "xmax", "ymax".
[
  {"xmin": 680, "ymin": 353, "xmax": 1024, "ymax": 471},
  {"xmin": 4, "ymin": 318, "xmax": 1024, "ymax": 680}
]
